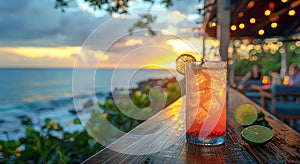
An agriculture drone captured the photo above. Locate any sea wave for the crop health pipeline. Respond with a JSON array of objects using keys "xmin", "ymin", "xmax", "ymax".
[{"xmin": 0, "ymin": 91, "xmax": 109, "ymax": 140}]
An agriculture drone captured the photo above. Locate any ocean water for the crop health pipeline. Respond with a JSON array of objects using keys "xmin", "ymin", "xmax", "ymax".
[
  {"xmin": 0, "ymin": 68, "xmax": 176, "ymax": 105},
  {"xmin": 0, "ymin": 68, "xmax": 176, "ymax": 140}
]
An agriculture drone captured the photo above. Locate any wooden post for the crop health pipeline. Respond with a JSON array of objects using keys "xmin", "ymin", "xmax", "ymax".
[
  {"xmin": 217, "ymin": 0, "xmax": 230, "ymax": 61},
  {"xmin": 230, "ymin": 43, "xmax": 237, "ymax": 85},
  {"xmin": 281, "ymin": 41, "xmax": 289, "ymax": 76}
]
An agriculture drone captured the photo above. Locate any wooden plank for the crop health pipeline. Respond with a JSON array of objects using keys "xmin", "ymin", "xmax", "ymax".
[
  {"xmin": 84, "ymin": 88, "xmax": 300, "ymax": 163},
  {"xmin": 227, "ymin": 88, "xmax": 300, "ymax": 163}
]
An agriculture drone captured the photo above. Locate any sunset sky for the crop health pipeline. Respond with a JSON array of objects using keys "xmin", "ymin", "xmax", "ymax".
[{"xmin": 0, "ymin": 0, "xmax": 219, "ymax": 68}]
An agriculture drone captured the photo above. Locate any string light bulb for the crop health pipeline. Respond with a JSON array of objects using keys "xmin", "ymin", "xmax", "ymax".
[
  {"xmin": 264, "ymin": 10, "xmax": 271, "ymax": 16},
  {"xmin": 211, "ymin": 22, "xmax": 217, "ymax": 27},
  {"xmin": 250, "ymin": 18, "xmax": 256, "ymax": 23},
  {"xmin": 231, "ymin": 25, "xmax": 237, "ymax": 31},
  {"xmin": 288, "ymin": 10, "xmax": 295, "ymax": 16},
  {"xmin": 271, "ymin": 22, "xmax": 278, "ymax": 28},
  {"xmin": 258, "ymin": 29, "xmax": 265, "ymax": 35},
  {"xmin": 239, "ymin": 23, "xmax": 245, "ymax": 29}
]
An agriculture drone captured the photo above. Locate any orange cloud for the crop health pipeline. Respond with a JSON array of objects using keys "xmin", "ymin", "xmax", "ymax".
[
  {"xmin": 0, "ymin": 46, "xmax": 81, "ymax": 59},
  {"xmin": 113, "ymin": 39, "xmax": 143, "ymax": 48},
  {"xmin": 166, "ymin": 38, "xmax": 201, "ymax": 57}
]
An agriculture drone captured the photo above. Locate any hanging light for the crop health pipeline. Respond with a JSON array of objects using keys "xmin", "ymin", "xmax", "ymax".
[
  {"xmin": 271, "ymin": 22, "xmax": 278, "ymax": 28},
  {"xmin": 264, "ymin": 10, "xmax": 271, "ymax": 16},
  {"xmin": 238, "ymin": 12, "xmax": 244, "ymax": 18},
  {"xmin": 210, "ymin": 22, "xmax": 217, "ymax": 27},
  {"xmin": 258, "ymin": 29, "xmax": 265, "ymax": 35},
  {"xmin": 250, "ymin": 18, "xmax": 256, "ymax": 23},
  {"xmin": 288, "ymin": 10, "xmax": 295, "ymax": 16},
  {"xmin": 281, "ymin": 0, "xmax": 288, "ymax": 3},
  {"xmin": 268, "ymin": 2, "xmax": 275, "ymax": 11},
  {"xmin": 231, "ymin": 25, "xmax": 237, "ymax": 31},
  {"xmin": 247, "ymin": 1, "xmax": 255, "ymax": 8},
  {"xmin": 239, "ymin": 23, "xmax": 245, "ymax": 29}
]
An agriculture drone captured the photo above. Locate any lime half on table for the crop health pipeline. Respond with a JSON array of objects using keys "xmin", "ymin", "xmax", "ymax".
[
  {"xmin": 176, "ymin": 54, "xmax": 196, "ymax": 75},
  {"xmin": 234, "ymin": 104, "xmax": 258, "ymax": 126},
  {"xmin": 241, "ymin": 125, "xmax": 274, "ymax": 145}
]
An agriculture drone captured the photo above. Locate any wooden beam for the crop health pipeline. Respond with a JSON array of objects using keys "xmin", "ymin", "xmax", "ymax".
[
  {"xmin": 283, "ymin": 17, "xmax": 300, "ymax": 36},
  {"xmin": 217, "ymin": 0, "xmax": 230, "ymax": 61}
]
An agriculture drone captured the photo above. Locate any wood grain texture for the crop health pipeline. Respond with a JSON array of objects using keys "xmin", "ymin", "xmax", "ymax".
[{"xmin": 84, "ymin": 88, "xmax": 300, "ymax": 163}]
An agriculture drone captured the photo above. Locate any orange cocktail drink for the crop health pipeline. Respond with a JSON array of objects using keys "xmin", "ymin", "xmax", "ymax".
[{"xmin": 185, "ymin": 61, "xmax": 227, "ymax": 145}]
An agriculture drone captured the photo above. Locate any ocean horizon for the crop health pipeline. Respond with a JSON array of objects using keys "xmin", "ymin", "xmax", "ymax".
[
  {"xmin": 0, "ymin": 67, "xmax": 176, "ymax": 105},
  {"xmin": 0, "ymin": 67, "xmax": 176, "ymax": 140}
]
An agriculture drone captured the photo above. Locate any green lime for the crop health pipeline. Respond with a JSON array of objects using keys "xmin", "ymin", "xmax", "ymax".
[
  {"xmin": 241, "ymin": 125, "xmax": 274, "ymax": 145},
  {"xmin": 235, "ymin": 104, "xmax": 258, "ymax": 126}
]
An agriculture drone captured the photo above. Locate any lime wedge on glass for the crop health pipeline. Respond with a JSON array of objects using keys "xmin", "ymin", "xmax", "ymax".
[
  {"xmin": 241, "ymin": 125, "xmax": 274, "ymax": 145},
  {"xmin": 234, "ymin": 104, "xmax": 258, "ymax": 126},
  {"xmin": 176, "ymin": 54, "xmax": 196, "ymax": 75}
]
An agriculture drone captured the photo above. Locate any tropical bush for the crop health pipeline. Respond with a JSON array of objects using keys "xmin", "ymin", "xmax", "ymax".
[{"xmin": 0, "ymin": 117, "xmax": 103, "ymax": 164}]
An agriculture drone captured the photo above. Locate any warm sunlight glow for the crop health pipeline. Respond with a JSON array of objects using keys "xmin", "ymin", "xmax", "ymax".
[
  {"xmin": 271, "ymin": 22, "xmax": 278, "ymax": 28},
  {"xmin": 166, "ymin": 38, "xmax": 200, "ymax": 55},
  {"xmin": 250, "ymin": 18, "xmax": 256, "ymax": 24},
  {"xmin": 288, "ymin": 10, "xmax": 295, "ymax": 16},
  {"xmin": 124, "ymin": 39, "xmax": 143, "ymax": 46},
  {"xmin": 264, "ymin": 10, "xmax": 271, "ymax": 16},
  {"xmin": 113, "ymin": 39, "xmax": 143, "ymax": 48},
  {"xmin": 172, "ymin": 10, "xmax": 186, "ymax": 18},
  {"xmin": 0, "ymin": 46, "xmax": 81, "ymax": 59}
]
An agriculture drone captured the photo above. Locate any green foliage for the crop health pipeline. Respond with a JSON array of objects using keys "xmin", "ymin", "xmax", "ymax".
[
  {"xmin": 96, "ymin": 81, "xmax": 181, "ymax": 133},
  {"xmin": 99, "ymin": 98, "xmax": 143, "ymax": 133},
  {"xmin": 231, "ymin": 40, "xmax": 300, "ymax": 76},
  {"xmin": 55, "ymin": 0, "xmax": 173, "ymax": 14},
  {"xmin": 0, "ymin": 118, "xmax": 103, "ymax": 163},
  {"xmin": 166, "ymin": 82, "xmax": 181, "ymax": 104},
  {"xmin": 0, "ymin": 81, "xmax": 182, "ymax": 163}
]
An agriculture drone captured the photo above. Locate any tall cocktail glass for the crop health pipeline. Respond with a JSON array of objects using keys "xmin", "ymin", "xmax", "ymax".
[{"xmin": 185, "ymin": 61, "xmax": 227, "ymax": 145}]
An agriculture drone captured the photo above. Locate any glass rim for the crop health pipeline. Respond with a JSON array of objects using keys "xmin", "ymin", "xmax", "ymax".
[
  {"xmin": 189, "ymin": 61, "xmax": 227, "ymax": 63},
  {"xmin": 187, "ymin": 61, "xmax": 227, "ymax": 69}
]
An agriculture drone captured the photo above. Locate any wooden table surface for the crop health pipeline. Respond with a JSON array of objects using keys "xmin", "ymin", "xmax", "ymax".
[{"xmin": 84, "ymin": 88, "xmax": 300, "ymax": 163}]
